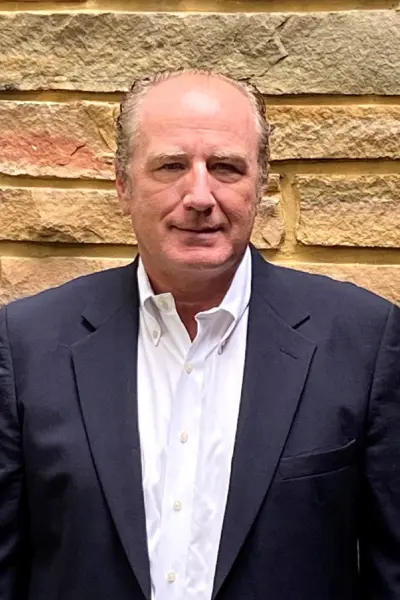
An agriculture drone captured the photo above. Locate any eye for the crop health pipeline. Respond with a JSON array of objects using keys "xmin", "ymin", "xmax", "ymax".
[
  {"xmin": 160, "ymin": 162, "xmax": 185, "ymax": 171},
  {"xmin": 210, "ymin": 162, "xmax": 244, "ymax": 182},
  {"xmin": 213, "ymin": 163, "xmax": 240, "ymax": 173}
]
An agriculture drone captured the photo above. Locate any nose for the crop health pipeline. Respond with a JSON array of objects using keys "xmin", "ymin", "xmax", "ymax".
[{"xmin": 182, "ymin": 162, "xmax": 216, "ymax": 213}]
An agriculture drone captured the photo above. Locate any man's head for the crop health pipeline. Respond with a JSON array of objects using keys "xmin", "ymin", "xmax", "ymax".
[{"xmin": 115, "ymin": 69, "xmax": 272, "ymax": 283}]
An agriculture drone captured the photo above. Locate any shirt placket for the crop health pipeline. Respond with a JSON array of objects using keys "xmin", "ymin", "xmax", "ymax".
[{"xmin": 153, "ymin": 344, "xmax": 203, "ymax": 598}]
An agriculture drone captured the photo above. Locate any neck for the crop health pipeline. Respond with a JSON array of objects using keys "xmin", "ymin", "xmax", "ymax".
[{"xmin": 141, "ymin": 259, "xmax": 242, "ymax": 340}]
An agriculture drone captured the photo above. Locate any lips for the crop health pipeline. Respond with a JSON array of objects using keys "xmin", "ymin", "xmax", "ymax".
[
  {"xmin": 175, "ymin": 226, "xmax": 221, "ymax": 233},
  {"xmin": 189, "ymin": 228, "xmax": 219, "ymax": 233}
]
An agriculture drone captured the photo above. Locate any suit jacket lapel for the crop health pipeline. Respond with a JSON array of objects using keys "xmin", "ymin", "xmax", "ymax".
[
  {"xmin": 71, "ymin": 261, "xmax": 151, "ymax": 600},
  {"xmin": 213, "ymin": 250, "xmax": 317, "ymax": 599}
]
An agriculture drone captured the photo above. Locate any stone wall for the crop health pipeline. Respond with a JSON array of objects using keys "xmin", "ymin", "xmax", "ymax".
[{"xmin": 0, "ymin": 0, "xmax": 399, "ymax": 305}]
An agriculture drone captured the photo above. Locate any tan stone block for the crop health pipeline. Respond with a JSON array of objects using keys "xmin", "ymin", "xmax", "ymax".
[
  {"xmin": 0, "ymin": 257, "xmax": 130, "ymax": 305},
  {"xmin": 0, "ymin": 102, "xmax": 116, "ymax": 179},
  {"xmin": 251, "ymin": 175, "xmax": 285, "ymax": 249},
  {"xmin": 0, "ymin": 187, "xmax": 135, "ymax": 244},
  {"xmin": 269, "ymin": 106, "xmax": 400, "ymax": 161},
  {"xmin": 278, "ymin": 262, "xmax": 400, "ymax": 305},
  {"xmin": 0, "ymin": 11, "xmax": 398, "ymax": 94},
  {"xmin": 295, "ymin": 175, "xmax": 400, "ymax": 248}
]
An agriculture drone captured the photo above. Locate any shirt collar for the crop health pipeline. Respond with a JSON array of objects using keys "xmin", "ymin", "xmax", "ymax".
[
  {"xmin": 137, "ymin": 246, "xmax": 252, "ymax": 347},
  {"xmin": 214, "ymin": 245, "xmax": 251, "ymax": 324}
]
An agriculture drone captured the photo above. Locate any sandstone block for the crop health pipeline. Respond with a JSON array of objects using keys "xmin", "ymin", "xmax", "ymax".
[
  {"xmin": 295, "ymin": 175, "xmax": 400, "ymax": 248},
  {"xmin": 0, "ymin": 11, "xmax": 399, "ymax": 94},
  {"xmin": 0, "ymin": 178, "xmax": 284, "ymax": 248},
  {"xmin": 279, "ymin": 262, "xmax": 400, "ymax": 305},
  {"xmin": 269, "ymin": 106, "xmax": 400, "ymax": 160},
  {"xmin": 252, "ymin": 175, "xmax": 285, "ymax": 249},
  {"xmin": 0, "ymin": 102, "xmax": 116, "ymax": 179},
  {"xmin": 0, "ymin": 257, "xmax": 130, "ymax": 305},
  {"xmin": 0, "ymin": 187, "xmax": 135, "ymax": 244}
]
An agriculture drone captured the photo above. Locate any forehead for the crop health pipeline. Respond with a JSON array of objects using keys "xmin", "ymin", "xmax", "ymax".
[{"xmin": 138, "ymin": 75, "xmax": 258, "ymax": 156}]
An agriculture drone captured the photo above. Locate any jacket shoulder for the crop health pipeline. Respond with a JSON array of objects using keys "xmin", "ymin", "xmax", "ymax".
[
  {"xmin": 2, "ymin": 263, "xmax": 135, "ymax": 336},
  {"xmin": 262, "ymin": 260, "xmax": 393, "ymax": 327}
]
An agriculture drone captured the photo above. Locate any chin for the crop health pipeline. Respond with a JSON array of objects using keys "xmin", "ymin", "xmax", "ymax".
[{"xmin": 168, "ymin": 247, "xmax": 236, "ymax": 271}]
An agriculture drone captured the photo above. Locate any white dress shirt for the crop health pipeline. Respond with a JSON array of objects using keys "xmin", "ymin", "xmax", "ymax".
[{"xmin": 137, "ymin": 247, "xmax": 251, "ymax": 600}]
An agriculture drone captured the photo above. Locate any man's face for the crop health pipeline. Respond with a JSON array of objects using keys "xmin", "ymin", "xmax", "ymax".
[{"xmin": 117, "ymin": 76, "xmax": 260, "ymax": 278}]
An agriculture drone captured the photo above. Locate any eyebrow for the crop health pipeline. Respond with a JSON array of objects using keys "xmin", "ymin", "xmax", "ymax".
[
  {"xmin": 146, "ymin": 151, "xmax": 187, "ymax": 164},
  {"xmin": 211, "ymin": 151, "xmax": 248, "ymax": 163},
  {"xmin": 146, "ymin": 150, "xmax": 249, "ymax": 164}
]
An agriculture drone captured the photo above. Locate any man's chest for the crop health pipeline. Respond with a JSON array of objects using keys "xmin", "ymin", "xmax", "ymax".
[{"xmin": 136, "ymin": 311, "xmax": 248, "ymax": 599}]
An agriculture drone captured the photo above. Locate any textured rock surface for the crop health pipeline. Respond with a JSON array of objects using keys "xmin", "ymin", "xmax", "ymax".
[
  {"xmin": 250, "ymin": 175, "xmax": 285, "ymax": 249},
  {"xmin": 0, "ymin": 177, "xmax": 284, "ymax": 248},
  {"xmin": 0, "ymin": 102, "xmax": 116, "ymax": 179},
  {"xmin": 0, "ymin": 257, "xmax": 130, "ymax": 305},
  {"xmin": 0, "ymin": 11, "xmax": 399, "ymax": 94},
  {"xmin": 295, "ymin": 175, "xmax": 400, "ymax": 247},
  {"xmin": 269, "ymin": 106, "xmax": 400, "ymax": 160},
  {"xmin": 3, "ymin": 102, "xmax": 400, "ymax": 179},
  {"xmin": 283, "ymin": 262, "xmax": 400, "ymax": 305},
  {"xmin": 0, "ymin": 187, "xmax": 136, "ymax": 244}
]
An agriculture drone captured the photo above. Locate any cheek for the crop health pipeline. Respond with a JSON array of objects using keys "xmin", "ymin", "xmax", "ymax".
[
  {"xmin": 126, "ymin": 196, "xmax": 152, "ymax": 237},
  {"xmin": 129, "ymin": 189, "xmax": 178, "ymax": 232},
  {"xmin": 221, "ymin": 192, "xmax": 256, "ymax": 225}
]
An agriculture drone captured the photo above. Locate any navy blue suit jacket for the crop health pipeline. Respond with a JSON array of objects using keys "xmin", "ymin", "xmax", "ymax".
[{"xmin": 1, "ymin": 248, "xmax": 400, "ymax": 600}]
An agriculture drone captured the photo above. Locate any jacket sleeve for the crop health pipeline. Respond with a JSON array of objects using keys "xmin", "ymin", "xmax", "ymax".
[
  {"xmin": 0, "ymin": 307, "xmax": 30, "ymax": 599},
  {"xmin": 359, "ymin": 303, "xmax": 400, "ymax": 599}
]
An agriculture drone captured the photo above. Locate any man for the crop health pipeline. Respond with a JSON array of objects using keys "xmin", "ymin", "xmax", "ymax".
[{"xmin": 0, "ymin": 69, "xmax": 399, "ymax": 600}]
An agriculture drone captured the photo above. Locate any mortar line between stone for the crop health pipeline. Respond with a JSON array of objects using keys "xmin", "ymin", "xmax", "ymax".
[
  {"xmin": 0, "ymin": 176, "xmax": 116, "ymax": 189},
  {"xmin": 271, "ymin": 160, "xmax": 400, "ymax": 175},
  {"xmin": 1, "ymin": 91, "xmax": 400, "ymax": 105},
  {"xmin": 0, "ymin": 1, "xmax": 397, "ymax": 12}
]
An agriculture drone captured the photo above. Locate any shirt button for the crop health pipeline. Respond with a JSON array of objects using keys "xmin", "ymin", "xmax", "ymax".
[
  {"xmin": 180, "ymin": 431, "xmax": 188, "ymax": 443},
  {"xmin": 167, "ymin": 572, "xmax": 176, "ymax": 583},
  {"xmin": 184, "ymin": 363, "xmax": 193, "ymax": 374},
  {"xmin": 159, "ymin": 298, "xmax": 169, "ymax": 311},
  {"xmin": 173, "ymin": 500, "xmax": 182, "ymax": 511}
]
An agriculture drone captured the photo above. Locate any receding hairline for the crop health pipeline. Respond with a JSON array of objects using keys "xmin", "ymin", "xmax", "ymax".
[
  {"xmin": 143, "ymin": 71, "xmax": 257, "ymax": 100},
  {"xmin": 139, "ymin": 72, "xmax": 258, "ymax": 125}
]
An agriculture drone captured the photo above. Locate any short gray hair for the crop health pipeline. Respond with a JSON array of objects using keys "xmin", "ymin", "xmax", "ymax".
[{"xmin": 115, "ymin": 69, "xmax": 272, "ymax": 194}]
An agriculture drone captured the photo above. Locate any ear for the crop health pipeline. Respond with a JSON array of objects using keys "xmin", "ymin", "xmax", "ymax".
[{"xmin": 115, "ymin": 172, "xmax": 131, "ymax": 216}]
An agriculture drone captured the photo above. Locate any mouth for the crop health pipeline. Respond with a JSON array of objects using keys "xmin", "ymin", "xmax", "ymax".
[{"xmin": 174, "ymin": 226, "xmax": 222, "ymax": 234}]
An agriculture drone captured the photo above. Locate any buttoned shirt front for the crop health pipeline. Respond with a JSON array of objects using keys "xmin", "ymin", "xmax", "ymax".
[{"xmin": 137, "ymin": 247, "xmax": 251, "ymax": 600}]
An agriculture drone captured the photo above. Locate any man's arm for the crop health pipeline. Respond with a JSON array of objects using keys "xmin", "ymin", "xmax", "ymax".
[
  {"xmin": 360, "ymin": 302, "xmax": 400, "ymax": 599},
  {"xmin": 0, "ymin": 307, "xmax": 30, "ymax": 599}
]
